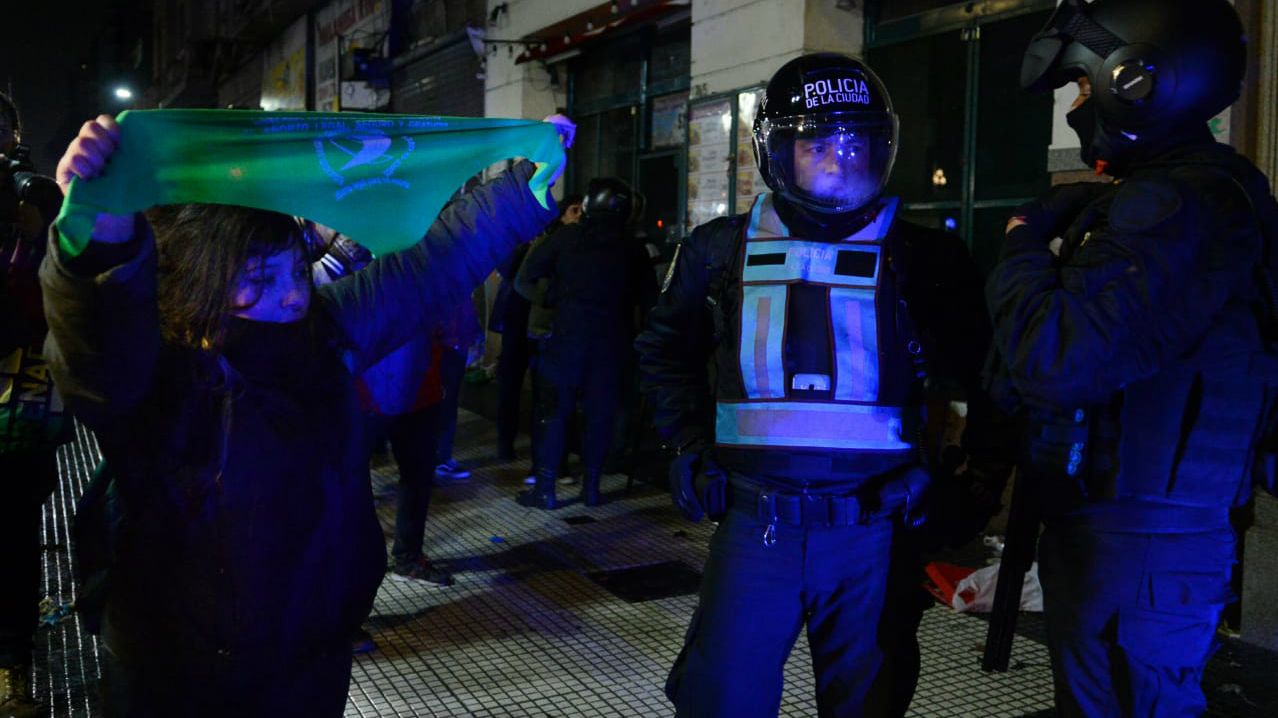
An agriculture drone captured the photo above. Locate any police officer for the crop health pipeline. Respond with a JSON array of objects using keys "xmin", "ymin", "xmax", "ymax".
[
  {"xmin": 988, "ymin": 1, "xmax": 1278, "ymax": 715},
  {"xmin": 516, "ymin": 177, "xmax": 658, "ymax": 508},
  {"xmin": 636, "ymin": 54, "xmax": 1009, "ymax": 717}
]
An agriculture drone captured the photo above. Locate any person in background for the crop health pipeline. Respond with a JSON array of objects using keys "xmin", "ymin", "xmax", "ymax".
[
  {"xmin": 311, "ymin": 228, "xmax": 456, "ymax": 592},
  {"xmin": 492, "ymin": 194, "xmax": 582, "ymax": 471},
  {"xmin": 431, "ymin": 296, "xmax": 481, "ymax": 482},
  {"xmin": 0, "ymin": 90, "xmax": 69, "ymax": 718},
  {"xmin": 515, "ymin": 177, "xmax": 658, "ymax": 508}
]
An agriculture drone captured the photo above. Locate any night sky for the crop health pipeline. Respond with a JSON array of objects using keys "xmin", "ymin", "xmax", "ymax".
[{"xmin": 1, "ymin": 4, "xmax": 120, "ymax": 174}]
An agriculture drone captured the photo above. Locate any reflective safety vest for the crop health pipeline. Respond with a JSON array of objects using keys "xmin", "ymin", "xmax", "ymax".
[{"xmin": 715, "ymin": 193, "xmax": 919, "ymax": 453}]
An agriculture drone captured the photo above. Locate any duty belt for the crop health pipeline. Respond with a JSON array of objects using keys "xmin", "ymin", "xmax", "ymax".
[{"xmin": 728, "ymin": 475, "xmax": 869, "ymax": 546}]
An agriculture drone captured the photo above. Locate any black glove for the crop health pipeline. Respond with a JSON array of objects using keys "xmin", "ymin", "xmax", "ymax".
[
  {"xmin": 868, "ymin": 465, "xmax": 931, "ymax": 528},
  {"xmin": 1002, "ymin": 183, "xmax": 1107, "ymax": 260},
  {"xmin": 668, "ymin": 444, "xmax": 726, "ymax": 522}
]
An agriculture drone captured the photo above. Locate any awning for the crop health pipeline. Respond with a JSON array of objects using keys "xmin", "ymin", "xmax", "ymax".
[{"xmin": 514, "ymin": 0, "xmax": 690, "ymax": 65}]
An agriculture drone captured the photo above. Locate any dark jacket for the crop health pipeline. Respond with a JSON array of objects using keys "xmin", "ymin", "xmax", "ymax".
[
  {"xmin": 39, "ymin": 161, "xmax": 554, "ymax": 674},
  {"xmin": 490, "ymin": 242, "xmax": 531, "ymax": 336},
  {"xmin": 987, "ymin": 139, "xmax": 1275, "ymax": 527},
  {"xmin": 2, "ymin": 172, "xmax": 73, "ymax": 454},
  {"xmin": 635, "ymin": 206, "xmax": 1010, "ymax": 492},
  {"xmin": 516, "ymin": 218, "xmax": 659, "ymax": 384}
]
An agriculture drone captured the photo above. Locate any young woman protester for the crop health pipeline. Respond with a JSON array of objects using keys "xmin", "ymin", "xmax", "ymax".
[{"xmin": 41, "ymin": 114, "xmax": 571, "ymax": 717}]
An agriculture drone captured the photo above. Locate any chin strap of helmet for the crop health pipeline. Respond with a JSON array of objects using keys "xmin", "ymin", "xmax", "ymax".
[{"xmin": 773, "ymin": 193, "xmax": 882, "ymax": 241}]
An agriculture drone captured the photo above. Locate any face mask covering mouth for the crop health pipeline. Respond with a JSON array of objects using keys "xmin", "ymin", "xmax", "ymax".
[{"xmin": 1066, "ymin": 100, "xmax": 1099, "ymax": 169}]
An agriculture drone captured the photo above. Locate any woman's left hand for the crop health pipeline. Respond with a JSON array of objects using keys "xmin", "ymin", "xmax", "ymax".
[{"xmin": 542, "ymin": 113, "xmax": 576, "ymax": 149}]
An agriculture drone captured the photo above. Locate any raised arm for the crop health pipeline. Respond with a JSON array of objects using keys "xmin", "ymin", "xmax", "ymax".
[
  {"xmin": 39, "ymin": 115, "xmax": 162, "ymax": 428},
  {"xmin": 320, "ymin": 159, "xmax": 557, "ymax": 374}
]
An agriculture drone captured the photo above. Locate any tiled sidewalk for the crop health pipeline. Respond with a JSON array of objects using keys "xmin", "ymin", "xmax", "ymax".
[{"xmin": 32, "ymin": 411, "xmax": 1277, "ymax": 716}]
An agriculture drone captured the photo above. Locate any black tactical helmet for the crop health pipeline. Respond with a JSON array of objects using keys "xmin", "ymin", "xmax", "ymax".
[
  {"xmin": 582, "ymin": 177, "xmax": 635, "ymax": 222},
  {"xmin": 1022, "ymin": 0, "xmax": 1245, "ymax": 165},
  {"xmin": 752, "ymin": 53, "xmax": 898, "ymax": 215}
]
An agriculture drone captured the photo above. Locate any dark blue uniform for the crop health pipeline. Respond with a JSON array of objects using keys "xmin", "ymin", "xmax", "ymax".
[
  {"xmin": 987, "ymin": 137, "xmax": 1278, "ymax": 716},
  {"xmin": 638, "ymin": 192, "xmax": 1008, "ymax": 717}
]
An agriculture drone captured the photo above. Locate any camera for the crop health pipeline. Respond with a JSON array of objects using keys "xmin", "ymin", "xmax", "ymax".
[{"xmin": 0, "ymin": 144, "xmax": 61, "ymax": 228}]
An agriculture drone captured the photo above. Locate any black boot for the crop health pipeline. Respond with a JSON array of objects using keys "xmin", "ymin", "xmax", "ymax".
[
  {"xmin": 581, "ymin": 470, "xmax": 603, "ymax": 507},
  {"xmin": 516, "ymin": 467, "xmax": 561, "ymax": 510}
]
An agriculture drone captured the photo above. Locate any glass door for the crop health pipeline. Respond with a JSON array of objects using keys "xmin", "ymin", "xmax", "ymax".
[{"xmin": 868, "ymin": 1, "xmax": 1055, "ymax": 272}]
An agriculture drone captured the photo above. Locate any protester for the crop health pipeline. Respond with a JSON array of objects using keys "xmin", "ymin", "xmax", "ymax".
[{"xmin": 41, "ymin": 112, "xmax": 571, "ymax": 716}]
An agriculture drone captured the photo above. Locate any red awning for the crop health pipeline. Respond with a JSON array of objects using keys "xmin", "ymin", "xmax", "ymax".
[{"xmin": 514, "ymin": 0, "xmax": 689, "ymax": 65}]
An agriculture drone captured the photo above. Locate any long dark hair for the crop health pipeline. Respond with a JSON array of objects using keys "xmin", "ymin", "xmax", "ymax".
[{"xmin": 149, "ymin": 203, "xmax": 305, "ymax": 351}]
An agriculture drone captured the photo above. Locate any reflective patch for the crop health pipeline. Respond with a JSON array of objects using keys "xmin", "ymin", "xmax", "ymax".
[
  {"xmin": 716, "ymin": 401, "xmax": 913, "ymax": 451},
  {"xmin": 830, "ymin": 287, "xmax": 880, "ymax": 401},
  {"xmin": 742, "ymin": 240, "xmax": 880, "ymax": 285},
  {"xmin": 740, "ymin": 285, "xmax": 788, "ymax": 399},
  {"xmin": 733, "ymin": 192, "xmax": 898, "ymax": 406}
]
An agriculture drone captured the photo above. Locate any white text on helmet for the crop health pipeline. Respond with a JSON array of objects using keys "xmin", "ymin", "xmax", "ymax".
[{"xmin": 803, "ymin": 78, "xmax": 871, "ymax": 109}]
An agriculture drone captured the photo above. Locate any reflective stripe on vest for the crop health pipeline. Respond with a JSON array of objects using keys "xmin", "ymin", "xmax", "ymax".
[
  {"xmin": 716, "ymin": 401, "xmax": 912, "ymax": 451},
  {"xmin": 721, "ymin": 193, "xmax": 910, "ymax": 451}
]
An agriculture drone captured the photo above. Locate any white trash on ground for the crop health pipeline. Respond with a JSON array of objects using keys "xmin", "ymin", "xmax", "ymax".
[{"xmin": 951, "ymin": 561, "xmax": 1043, "ymax": 613}]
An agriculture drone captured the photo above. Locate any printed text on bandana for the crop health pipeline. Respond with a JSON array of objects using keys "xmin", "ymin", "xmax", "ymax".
[{"xmin": 804, "ymin": 78, "xmax": 871, "ymax": 109}]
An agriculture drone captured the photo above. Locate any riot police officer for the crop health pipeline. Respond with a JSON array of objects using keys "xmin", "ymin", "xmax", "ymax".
[
  {"xmin": 989, "ymin": 0, "xmax": 1278, "ymax": 714},
  {"xmin": 637, "ymin": 54, "xmax": 1009, "ymax": 717},
  {"xmin": 516, "ymin": 177, "xmax": 658, "ymax": 508}
]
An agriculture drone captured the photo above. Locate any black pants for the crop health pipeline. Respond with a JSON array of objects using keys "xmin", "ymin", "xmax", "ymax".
[
  {"xmin": 434, "ymin": 346, "xmax": 466, "ymax": 464},
  {"xmin": 667, "ymin": 507, "xmax": 895, "ymax": 717},
  {"xmin": 0, "ymin": 449, "xmax": 58, "ymax": 668},
  {"xmin": 496, "ymin": 328, "xmax": 532, "ymax": 455},
  {"xmin": 535, "ymin": 358, "xmax": 621, "ymax": 477},
  {"xmin": 1039, "ymin": 525, "xmax": 1234, "ymax": 718},
  {"xmin": 370, "ymin": 409, "xmax": 442, "ymax": 571}
]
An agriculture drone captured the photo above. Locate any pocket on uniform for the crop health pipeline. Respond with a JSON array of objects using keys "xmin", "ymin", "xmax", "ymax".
[
  {"xmin": 1148, "ymin": 571, "xmax": 1235, "ymax": 611},
  {"xmin": 1116, "ymin": 604, "xmax": 1220, "ymax": 668}
]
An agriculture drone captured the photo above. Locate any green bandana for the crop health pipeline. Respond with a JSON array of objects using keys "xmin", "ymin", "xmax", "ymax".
[{"xmin": 55, "ymin": 110, "xmax": 565, "ymax": 257}]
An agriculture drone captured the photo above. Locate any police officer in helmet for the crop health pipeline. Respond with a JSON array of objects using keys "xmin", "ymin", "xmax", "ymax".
[
  {"xmin": 637, "ymin": 53, "xmax": 1011, "ymax": 717},
  {"xmin": 988, "ymin": 0, "xmax": 1278, "ymax": 714},
  {"xmin": 516, "ymin": 176, "xmax": 658, "ymax": 509}
]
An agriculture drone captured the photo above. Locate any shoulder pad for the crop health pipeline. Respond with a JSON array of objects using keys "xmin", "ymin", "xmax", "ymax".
[{"xmin": 1109, "ymin": 178, "xmax": 1184, "ymax": 232}]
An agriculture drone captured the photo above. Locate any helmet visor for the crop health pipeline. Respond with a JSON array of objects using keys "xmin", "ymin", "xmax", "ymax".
[{"xmin": 759, "ymin": 112, "xmax": 898, "ymax": 214}]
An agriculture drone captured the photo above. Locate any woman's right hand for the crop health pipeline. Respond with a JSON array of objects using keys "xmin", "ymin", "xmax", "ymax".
[{"xmin": 56, "ymin": 114, "xmax": 133, "ymax": 244}]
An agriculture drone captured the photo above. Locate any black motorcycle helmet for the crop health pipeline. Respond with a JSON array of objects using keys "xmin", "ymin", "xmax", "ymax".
[
  {"xmin": 752, "ymin": 53, "xmax": 898, "ymax": 216},
  {"xmin": 1021, "ymin": 0, "xmax": 1246, "ymax": 169},
  {"xmin": 581, "ymin": 177, "xmax": 635, "ymax": 224}
]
